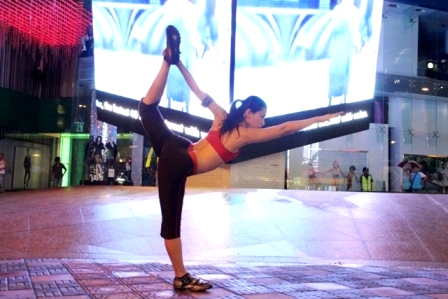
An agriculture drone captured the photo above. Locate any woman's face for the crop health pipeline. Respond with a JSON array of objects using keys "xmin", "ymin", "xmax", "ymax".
[{"xmin": 244, "ymin": 107, "xmax": 267, "ymax": 128}]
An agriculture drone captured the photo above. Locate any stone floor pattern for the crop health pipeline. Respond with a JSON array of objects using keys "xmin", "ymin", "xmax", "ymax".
[
  {"xmin": 2, "ymin": 186, "xmax": 448, "ymax": 298},
  {"xmin": 2, "ymin": 258, "xmax": 448, "ymax": 298}
]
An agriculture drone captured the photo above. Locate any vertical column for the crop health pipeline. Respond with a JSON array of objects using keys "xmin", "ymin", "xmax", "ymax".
[
  {"xmin": 131, "ymin": 133, "xmax": 144, "ymax": 186},
  {"xmin": 445, "ymin": 28, "xmax": 448, "ymax": 54},
  {"xmin": 60, "ymin": 133, "xmax": 72, "ymax": 187}
]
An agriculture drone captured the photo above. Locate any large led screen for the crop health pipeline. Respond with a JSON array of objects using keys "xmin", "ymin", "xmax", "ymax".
[
  {"xmin": 92, "ymin": 0, "xmax": 232, "ymax": 118},
  {"xmin": 234, "ymin": 0, "xmax": 383, "ymax": 117},
  {"xmin": 93, "ymin": 0, "xmax": 383, "ymax": 119}
]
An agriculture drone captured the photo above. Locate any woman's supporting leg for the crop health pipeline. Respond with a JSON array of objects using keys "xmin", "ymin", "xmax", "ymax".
[
  {"xmin": 142, "ymin": 60, "xmax": 171, "ymax": 106},
  {"xmin": 165, "ymin": 238, "xmax": 187, "ymax": 277},
  {"xmin": 157, "ymin": 143, "xmax": 191, "ymax": 279}
]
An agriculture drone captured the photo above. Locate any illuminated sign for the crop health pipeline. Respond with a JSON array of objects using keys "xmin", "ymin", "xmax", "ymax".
[
  {"xmin": 96, "ymin": 100, "xmax": 140, "ymax": 120},
  {"xmin": 96, "ymin": 92, "xmax": 372, "ymax": 163},
  {"xmin": 96, "ymin": 98, "xmax": 208, "ymax": 139},
  {"xmin": 96, "ymin": 97, "xmax": 369, "ymax": 140},
  {"xmin": 303, "ymin": 110, "xmax": 368, "ymax": 131}
]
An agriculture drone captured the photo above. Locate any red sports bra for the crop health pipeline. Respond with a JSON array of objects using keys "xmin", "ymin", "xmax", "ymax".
[{"xmin": 205, "ymin": 130, "xmax": 239, "ymax": 162}]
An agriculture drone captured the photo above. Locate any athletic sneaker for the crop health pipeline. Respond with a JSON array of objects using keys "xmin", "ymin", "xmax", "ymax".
[
  {"xmin": 173, "ymin": 273, "xmax": 213, "ymax": 292},
  {"xmin": 164, "ymin": 25, "xmax": 181, "ymax": 65}
]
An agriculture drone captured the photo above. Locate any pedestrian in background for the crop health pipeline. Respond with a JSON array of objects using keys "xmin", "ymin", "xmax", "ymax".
[
  {"xmin": 0, "ymin": 153, "xmax": 8, "ymax": 193},
  {"xmin": 52, "ymin": 157, "xmax": 67, "ymax": 187},
  {"xmin": 401, "ymin": 168, "xmax": 412, "ymax": 192},
  {"xmin": 345, "ymin": 165, "xmax": 358, "ymax": 191},
  {"xmin": 23, "ymin": 148, "xmax": 32, "ymax": 189},
  {"xmin": 360, "ymin": 167, "xmax": 373, "ymax": 191},
  {"xmin": 410, "ymin": 165, "xmax": 427, "ymax": 193}
]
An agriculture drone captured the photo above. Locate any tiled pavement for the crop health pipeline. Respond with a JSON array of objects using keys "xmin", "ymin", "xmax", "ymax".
[
  {"xmin": 1, "ymin": 186, "xmax": 448, "ymax": 298},
  {"xmin": 2, "ymin": 259, "xmax": 448, "ymax": 298}
]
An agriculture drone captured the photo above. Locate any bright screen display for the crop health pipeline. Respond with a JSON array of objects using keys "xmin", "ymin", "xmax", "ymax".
[
  {"xmin": 234, "ymin": 0, "xmax": 383, "ymax": 116},
  {"xmin": 93, "ymin": 0, "xmax": 383, "ymax": 118},
  {"xmin": 92, "ymin": 0, "xmax": 232, "ymax": 118}
]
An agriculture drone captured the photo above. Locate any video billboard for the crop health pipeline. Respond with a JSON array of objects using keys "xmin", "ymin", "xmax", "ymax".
[{"xmin": 92, "ymin": 0, "xmax": 383, "ymax": 118}]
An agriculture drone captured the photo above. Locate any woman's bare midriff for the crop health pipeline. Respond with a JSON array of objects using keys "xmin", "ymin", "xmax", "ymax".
[{"xmin": 191, "ymin": 139, "xmax": 233, "ymax": 174}]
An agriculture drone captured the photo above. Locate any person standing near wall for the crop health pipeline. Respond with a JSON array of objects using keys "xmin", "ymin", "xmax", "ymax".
[
  {"xmin": 23, "ymin": 148, "xmax": 31, "ymax": 189},
  {"xmin": 410, "ymin": 165, "xmax": 427, "ymax": 193},
  {"xmin": 325, "ymin": 161, "xmax": 344, "ymax": 190},
  {"xmin": 345, "ymin": 165, "xmax": 358, "ymax": 191},
  {"xmin": 93, "ymin": 136, "xmax": 106, "ymax": 181},
  {"xmin": 360, "ymin": 167, "xmax": 373, "ymax": 191},
  {"xmin": 0, "ymin": 153, "xmax": 8, "ymax": 193},
  {"xmin": 105, "ymin": 136, "xmax": 118, "ymax": 169},
  {"xmin": 84, "ymin": 135, "xmax": 95, "ymax": 181},
  {"xmin": 401, "ymin": 168, "xmax": 412, "ymax": 192},
  {"xmin": 105, "ymin": 136, "xmax": 118, "ymax": 184},
  {"xmin": 307, "ymin": 164, "xmax": 322, "ymax": 190},
  {"xmin": 145, "ymin": 146, "xmax": 158, "ymax": 186},
  {"xmin": 52, "ymin": 157, "xmax": 67, "ymax": 187}
]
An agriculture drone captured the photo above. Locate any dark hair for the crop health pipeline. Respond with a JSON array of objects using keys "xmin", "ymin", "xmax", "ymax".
[
  {"xmin": 362, "ymin": 167, "xmax": 368, "ymax": 172},
  {"xmin": 349, "ymin": 165, "xmax": 356, "ymax": 171},
  {"xmin": 220, "ymin": 95, "xmax": 267, "ymax": 136},
  {"xmin": 55, "ymin": 157, "xmax": 60, "ymax": 162}
]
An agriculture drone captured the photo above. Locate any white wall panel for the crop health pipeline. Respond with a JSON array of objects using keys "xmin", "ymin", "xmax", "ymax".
[
  {"xmin": 289, "ymin": 123, "xmax": 389, "ymax": 191},
  {"xmin": 187, "ymin": 164, "xmax": 231, "ymax": 188},
  {"xmin": 436, "ymin": 101, "xmax": 448, "ymax": 136},
  {"xmin": 230, "ymin": 152, "xmax": 285, "ymax": 189}
]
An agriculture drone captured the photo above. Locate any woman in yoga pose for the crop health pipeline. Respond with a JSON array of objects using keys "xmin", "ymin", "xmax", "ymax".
[{"xmin": 139, "ymin": 25, "xmax": 343, "ymax": 292}]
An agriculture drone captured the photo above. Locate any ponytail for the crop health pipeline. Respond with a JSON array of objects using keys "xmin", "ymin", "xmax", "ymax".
[{"xmin": 220, "ymin": 96, "xmax": 266, "ymax": 137}]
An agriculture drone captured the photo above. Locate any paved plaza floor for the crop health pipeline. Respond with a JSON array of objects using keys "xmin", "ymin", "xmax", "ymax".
[{"xmin": 1, "ymin": 186, "xmax": 448, "ymax": 298}]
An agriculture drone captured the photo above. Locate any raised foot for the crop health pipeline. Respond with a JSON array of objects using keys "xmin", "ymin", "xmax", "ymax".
[{"xmin": 164, "ymin": 25, "xmax": 181, "ymax": 65}]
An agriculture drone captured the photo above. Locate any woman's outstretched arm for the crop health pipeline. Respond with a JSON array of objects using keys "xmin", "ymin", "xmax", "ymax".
[
  {"xmin": 241, "ymin": 112, "xmax": 344, "ymax": 145},
  {"xmin": 176, "ymin": 61, "xmax": 227, "ymax": 119}
]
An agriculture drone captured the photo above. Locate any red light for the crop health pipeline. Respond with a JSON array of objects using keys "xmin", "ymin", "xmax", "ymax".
[{"xmin": 0, "ymin": 0, "xmax": 92, "ymax": 46}]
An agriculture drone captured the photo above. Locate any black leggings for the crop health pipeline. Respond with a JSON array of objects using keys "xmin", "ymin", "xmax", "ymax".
[{"xmin": 139, "ymin": 101, "xmax": 194, "ymax": 239}]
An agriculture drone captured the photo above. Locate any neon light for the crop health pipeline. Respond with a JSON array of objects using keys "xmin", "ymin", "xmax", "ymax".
[
  {"xmin": 96, "ymin": 100, "xmax": 140, "ymax": 120},
  {"xmin": 0, "ymin": 0, "xmax": 91, "ymax": 46},
  {"xmin": 303, "ymin": 111, "xmax": 369, "ymax": 131},
  {"xmin": 96, "ymin": 98, "xmax": 367, "ymax": 137}
]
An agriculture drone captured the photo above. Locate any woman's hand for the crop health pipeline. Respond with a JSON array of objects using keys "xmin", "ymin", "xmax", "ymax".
[{"xmin": 320, "ymin": 112, "xmax": 344, "ymax": 122}]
